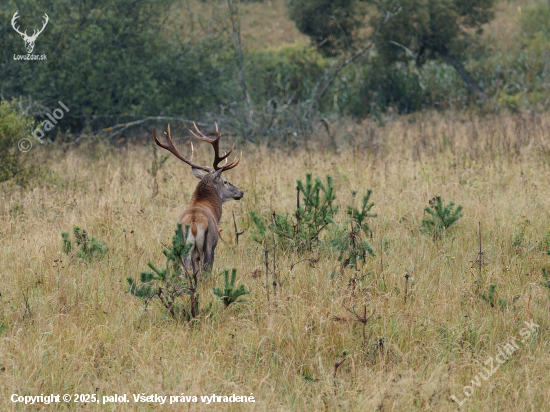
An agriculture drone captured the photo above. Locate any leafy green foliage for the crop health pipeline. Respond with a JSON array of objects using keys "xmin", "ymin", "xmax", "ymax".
[
  {"xmin": 213, "ymin": 268, "xmax": 249, "ymax": 308},
  {"xmin": 330, "ymin": 190, "xmax": 377, "ymax": 273},
  {"xmin": 61, "ymin": 232, "xmax": 71, "ymax": 254},
  {"xmin": 250, "ymin": 173, "xmax": 338, "ymax": 252},
  {"xmin": 0, "ymin": 101, "xmax": 35, "ymax": 185},
  {"xmin": 287, "ymin": 0, "xmax": 368, "ymax": 56},
  {"xmin": 61, "ymin": 226, "xmax": 107, "ymax": 260},
  {"xmin": 371, "ymin": 0, "xmax": 495, "ymax": 66},
  {"xmin": 127, "ymin": 224, "xmax": 204, "ymax": 321},
  {"xmin": 521, "ymin": 2, "xmax": 550, "ymax": 42},
  {"xmin": 0, "ymin": 0, "xmax": 235, "ymax": 133},
  {"xmin": 422, "ymin": 196, "xmax": 463, "ymax": 237},
  {"xmin": 368, "ymin": 0, "xmax": 494, "ymax": 96}
]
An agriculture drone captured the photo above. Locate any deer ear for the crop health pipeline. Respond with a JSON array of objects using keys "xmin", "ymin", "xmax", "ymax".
[
  {"xmin": 192, "ymin": 168, "xmax": 206, "ymax": 180},
  {"xmin": 212, "ymin": 168, "xmax": 224, "ymax": 178}
]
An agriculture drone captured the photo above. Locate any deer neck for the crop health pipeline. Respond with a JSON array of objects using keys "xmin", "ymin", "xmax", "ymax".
[{"xmin": 190, "ymin": 180, "xmax": 223, "ymax": 222}]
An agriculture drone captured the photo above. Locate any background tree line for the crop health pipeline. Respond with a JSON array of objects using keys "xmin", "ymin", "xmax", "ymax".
[{"xmin": 1, "ymin": 0, "xmax": 549, "ymax": 146}]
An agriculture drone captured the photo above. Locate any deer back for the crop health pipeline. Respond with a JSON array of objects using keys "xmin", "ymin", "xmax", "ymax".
[{"xmin": 180, "ymin": 177, "xmax": 223, "ymax": 247}]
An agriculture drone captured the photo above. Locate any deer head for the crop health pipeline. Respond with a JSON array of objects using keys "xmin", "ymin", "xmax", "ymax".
[
  {"xmin": 153, "ymin": 123, "xmax": 243, "ymax": 203},
  {"xmin": 11, "ymin": 10, "xmax": 49, "ymax": 54}
]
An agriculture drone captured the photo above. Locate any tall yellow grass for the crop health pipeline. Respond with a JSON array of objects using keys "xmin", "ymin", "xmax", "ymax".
[{"xmin": 1, "ymin": 111, "xmax": 549, "ymax": 411}]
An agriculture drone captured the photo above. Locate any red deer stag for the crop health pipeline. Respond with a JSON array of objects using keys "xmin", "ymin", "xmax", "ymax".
[{"xmin": 153, "ymin": 123, "xmax": 243, "ymax": 279}]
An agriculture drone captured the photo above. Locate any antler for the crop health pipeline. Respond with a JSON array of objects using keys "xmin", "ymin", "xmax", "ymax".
[
  {"xmin": 28, "ymin": 13, "xmax": 49, "ymax": 41},
  {"xmin": 189, "ymin": 122, "xmax": 241, "ymax": 171},
  {"xmin": 11, "ymin": 11, "xmax": 26, "ymax": 38},
  {"xmin": 153, "ymin": 124, "xmax": 213, "ymax": 172}
]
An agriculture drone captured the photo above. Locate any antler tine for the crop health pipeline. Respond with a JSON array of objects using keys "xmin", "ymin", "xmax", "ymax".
[
  {"xmin": 189, "ymin": 122, "xmax": 234, "ymax": 170},
  {"xmin": 153, "ymin": 124, "xmax": 212, "ymax": 172},
  {"xmin": 220, "ymin": 151, "xmax": 242, "ymax": 171}
]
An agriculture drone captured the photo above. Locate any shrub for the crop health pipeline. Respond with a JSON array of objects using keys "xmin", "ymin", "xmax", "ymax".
[
  {"xmin": 213, "ymin": 268, "xmax": 249, "ymax": 309},
  {"xmin": 0, "ymin": 0, "xmax": 235, "ymax": 133},
  {"xmin": 250, "ymin": 173, "xmax": 338, "ymax": 252},
  {"xmin": 330, "ymin": 190, "xmax": 377, "ymax": 275},
  {"xmin": 128, "ymin": 224, "xmax": 206, "ymax": 321},
  {"xmin": 61, "ymin": 226, "xmax": 108, "ymax": 261},
  {"xmin": 480, "ymin": 283, "xmax": 518, "ymax": 309},
  {"xmin": 287, "ymin": 0, "xmax": 368, "ymax": 57},
  {"xmin": 0, "ymin": 101, "xmax": 34, "ymax": 185},
  {"xmin": 521, "ymin": 2, "xmax": 550, "ymax": 42},
  {"xmin": 422, "ymin": 196, "xmax": 463, "ymax": 238}
]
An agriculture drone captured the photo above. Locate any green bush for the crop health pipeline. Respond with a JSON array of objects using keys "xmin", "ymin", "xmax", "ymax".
[
  {"xmin": 330, "ymin": 190, "xmax": 377, "ymax": 275},
  {"xmin": 247, "ymin": 44, "xmax": 329, "ymax": 107},
  {"xmin": 422, "ymin": 196, "xmax": 463, "ymax": 238},
  {"xmin": 0, "ymin": 101, "xmax": 34, "ymax": 184},
  {"xmin": 287, "ymin": 0, "xmax": 368, "ymax": 57},
  {"xmin": 128, "ymin": 224, "xmax": 208, "ymax": 322},
  {"xmin": 521, "ymin": 2, "xmax": 550, "ymax": 42},
  {"xmin": 250, "ymin": 173, "xmax": 338, "ymax": 252},
  {"xmin": 213, "ymin": 268, "xmax": 249, "ymax": 309},
  {"xmin": 61, "ymin": 226, "xmax": 108, "ymax": 261},
  {"xmin": 0, "ymin": 0, "xmax": 235, "ymax": 133}
]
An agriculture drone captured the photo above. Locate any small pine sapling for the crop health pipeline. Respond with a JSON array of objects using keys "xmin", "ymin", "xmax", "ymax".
[
  {"xmin": 422, "ymin": 196, "xmax": 463, "ymax": 238},
  {"xmin": 480, "ymin": 284, "xmax": 498, "ymax": 307},
  {"xmin": 128, "ymin": 224, "xmax": 205, "ymax": 321},
  {"xmin": 296, "ymin": 173, "xmax": 338, "ymax": 248},
  {"xmin": 479, "ymin": 283, "xmax": 518, "ymax": 309},
  {"xmin": 250, "ymin": 173, "xmax": 338, "ymax": 252},
  {"xmin": 61, "ymin": 232, "xmax": 72, "ymax": 254},
  {"xmin": 61, "ymin": 226, "xmax": 107, "ymax": 260},
  {"xmin": 330, "ymin": 190, "xmax": 377, "ymax": 275},
  {"xmin": 213, "ymin": 268, "xmax": 249, "ymax": 308}
]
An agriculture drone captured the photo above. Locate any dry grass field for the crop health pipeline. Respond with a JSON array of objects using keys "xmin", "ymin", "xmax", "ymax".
[{"xmin": 1, "ymin": 111, "xmax": 550, "ymax": 411}]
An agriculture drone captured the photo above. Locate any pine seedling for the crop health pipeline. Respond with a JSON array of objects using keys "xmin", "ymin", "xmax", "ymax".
[
  {"xmin": 480, "ymin": 283, "xmax": 497, "ymax": 307},
  {"xmin": 213, "ymin": 268, "xmax": 249, "ymax": 308},
  {"xmin": 250, "ymin": 173, "xmax": 338, "ymax": 252},
  {"xmin": 347, "ymin": 190, "xmax": 376, "ymax": 235},
  {"xmin": 128, "ymin": 224, "xmax": 204, "ymax": 321},
  {"xmin": 61, "ymin": 226, "xmax": 107, "ymax": 260},
  {"xmin": 422, "ymin": 196, "xmax": 463, "ymax": 238},
  {"xmin": 295, "ymin": 173, "xmax": 338, "ymax": 247},
  {"xmin": 330, "ymin": 190, "xmax": 377, "ymax": 274},
  {"xmin": 61, "ymin": 232, "xmax": 72, "ymax": 254},
  {"xmin": 480, "ymin": 284, "xmax": 516, "ymax": 309},
  {"xmin": 74, "ymin": 227, "xmax": 107, "ymax": 260}
]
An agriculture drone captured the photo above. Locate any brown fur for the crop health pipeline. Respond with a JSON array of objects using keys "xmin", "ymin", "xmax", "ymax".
[
  {"xmin": 179, "ymin": 174, "xmax": 224, "ymax": 277},
  {"xmin": 153, "ymin": 123, "xmax": 243, "ymax": 278}
]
